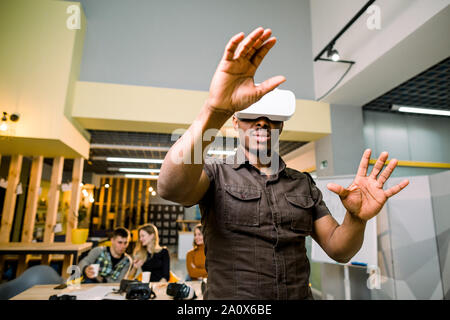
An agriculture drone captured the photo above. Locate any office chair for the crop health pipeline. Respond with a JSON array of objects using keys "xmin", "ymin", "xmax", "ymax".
[{"xmin": 0, "ymin": 265, "xmax": 64, "ymax": 300}]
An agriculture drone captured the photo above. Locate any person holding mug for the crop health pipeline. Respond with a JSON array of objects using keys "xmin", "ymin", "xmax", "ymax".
[
  {"xmin": 78, "ymin": 227, "xmax": 132, "ymax": 283},
  {"xmin": 128, "ymin": 223, "xmax": 170, "ymax": 282}
]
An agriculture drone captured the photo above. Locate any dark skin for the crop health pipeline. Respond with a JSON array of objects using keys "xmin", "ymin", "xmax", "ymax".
[{"xmin": 158, "ymin": 27, "xmax": 409, "ymax": 263}]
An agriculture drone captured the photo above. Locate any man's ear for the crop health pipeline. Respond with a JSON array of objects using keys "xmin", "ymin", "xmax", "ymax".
[{"xmin": 232, "ymin": 115, "xmax": 239, "ymax": 131}]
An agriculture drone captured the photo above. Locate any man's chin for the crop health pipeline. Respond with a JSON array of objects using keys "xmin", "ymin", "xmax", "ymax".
[{"xmin": 248, "ymin": 146, "xmax": 271, "ymax": 156}]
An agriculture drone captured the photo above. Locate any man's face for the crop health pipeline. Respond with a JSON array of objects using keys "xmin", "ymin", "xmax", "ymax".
[
  {"xmin": 233, "ymin": 115, "xmax": 283, "ymax": 156},
  {"xmin": 111, "ymin": 236, "xmax": 129, "ymax": 255}
]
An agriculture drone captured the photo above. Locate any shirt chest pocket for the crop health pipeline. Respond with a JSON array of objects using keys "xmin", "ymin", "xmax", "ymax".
[
  {"xmin": 285, "ymin": 193, "xmax": 314, "ymax": 235},
  {"xmin": 223, "ymin": 185, "xmax": 261, "ymax": 227}
]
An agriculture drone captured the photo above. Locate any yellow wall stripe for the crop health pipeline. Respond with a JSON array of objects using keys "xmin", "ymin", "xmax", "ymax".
[{"xmin": 369, "ymin": 159, "xmax": 450, "ymax": 169}]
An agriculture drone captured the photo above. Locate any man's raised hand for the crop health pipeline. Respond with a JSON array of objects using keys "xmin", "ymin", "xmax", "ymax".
[
  {"xmin": 326, "ymin": 149, "xmax": 409, "ymax": 222},
  {"xmin": 207, "ymin": 27, "xmax": 286, "ymax": 115}
]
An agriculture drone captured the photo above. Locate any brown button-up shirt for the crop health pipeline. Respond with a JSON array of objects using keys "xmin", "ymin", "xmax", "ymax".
[{"xmin": 199, "ymin": 149, "xmax": 331, "ymax": 300}]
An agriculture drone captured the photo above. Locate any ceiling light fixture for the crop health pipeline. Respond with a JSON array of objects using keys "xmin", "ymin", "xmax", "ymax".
[
  {"xmin": 327, "ymin": 45, "xmax": 340, "ymax": 62},
  {"xmin": 124, "ymin": 174, "xmax": 159, "ymax": 179},
  {"xmin": 0, "ymin": 112, "xmax": 20, "ymax": 132},
  {"xmin": 0, "ymin": 112, "xmax": 7, "ymax": 132},
  {"xmin": 108, "ymin": 168, "xmax": 161, "ymax": 173},
  {"xmin": 92, "ymin": 157, "xmax": 164, "ymax": 164},
  {"xmin": 391, "ymin": 105, "xmax": 450, "ymax": 117}
]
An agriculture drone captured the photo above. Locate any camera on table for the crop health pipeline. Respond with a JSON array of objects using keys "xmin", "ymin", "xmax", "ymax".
[
  {"xmin": 49, "ymin": 294, "xmax": 76, "ymax": 300},
  {"xmin": 166, "ymin": 282, "xmax": 197, "ymax": 300},
  {"xmin": 119, "ymin": 279, "xmax": 156, "ymax": 300}
]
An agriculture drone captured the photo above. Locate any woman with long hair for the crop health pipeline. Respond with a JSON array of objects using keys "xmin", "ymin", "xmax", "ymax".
[
  {"xmin": 129, "ymin": 223, "xmax": 170, "ymax": 282},
  {"xmin": 186, "ymin": 224, "xmax": 207, "ymax": 280}
]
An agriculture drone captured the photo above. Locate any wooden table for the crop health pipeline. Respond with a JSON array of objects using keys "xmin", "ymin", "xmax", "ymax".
[
  {"xmin": 0, "ymin": 242, "xmax": 93, "ymax": 278},
  {"xmin": 10, "ymin": 281, "xmax": 203, "ymax": 300},
  {"xmin": 0, "ymin": 242, "xmax": 93, "ymax": 264}
]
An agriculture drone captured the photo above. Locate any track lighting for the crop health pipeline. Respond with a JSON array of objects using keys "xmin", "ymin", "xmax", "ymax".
[
  {"xmin": 327, "ymin": 46, "xmax": 340, "ymax": 62},
  {"xmin": 0, "ymin": 112, "xmax": 20, "ymax": 132},
  {"xmin": 0, "ymin": 112, "xmax": 7, "ymax": 131}
]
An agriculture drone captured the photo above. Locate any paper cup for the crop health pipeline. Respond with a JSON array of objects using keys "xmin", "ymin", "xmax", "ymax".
[
  {"xmin": 91, "ymin": 264, "xmax": 100, "ymax": 277},
  {"xmin": 142, "ymin": 271, "xmax": 151, "ymax": 283}
]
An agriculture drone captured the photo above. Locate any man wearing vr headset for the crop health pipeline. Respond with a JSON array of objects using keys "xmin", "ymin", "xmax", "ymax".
[{"xmin": 158, "ymin": 27, "xmax": 409, "ymax": 299}]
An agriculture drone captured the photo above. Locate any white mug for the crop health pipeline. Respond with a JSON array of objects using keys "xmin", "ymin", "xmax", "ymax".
[
  {"xmin": 91, "ymin": 264, "xmax": 100, "ymax": 277},
  {"xmin": 142, "ymin": 271, "xmax": 151, "ymax": 283}
]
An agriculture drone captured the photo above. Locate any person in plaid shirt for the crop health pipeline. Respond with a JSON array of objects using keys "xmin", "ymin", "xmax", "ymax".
[{"xmin": 78, "ymin": 228, "xmax": 132, "ymax": 283}]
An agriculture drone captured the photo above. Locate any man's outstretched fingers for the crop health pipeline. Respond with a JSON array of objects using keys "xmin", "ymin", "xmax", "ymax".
[
  {"xmin": 223, "ymin": 32, "xmax": 245, "ymax": 61},
  {"xmin": 245, "ymin": 28, "xmax": 272, "ymax": 58},
  {"xmin": 251, "ymin": 37, "xmax": 277, "ymax": 68},
  {"xmin": 369, "ymin": 151, "xmax": 389, "ymax": 179},
  {"xmin": 234, "ymin": 27, "xmax": 265, "ymax": 59},
  {"xmin": 377, "ymin": 158, "xmax": 398, "ymax": 187},
  {"xmin": 384, "ymin": 179, "xmax": 409, "ymax": 198},
  {"xmin": 356, "ymin": 149, "xmax": 371, "ymax": 177}
]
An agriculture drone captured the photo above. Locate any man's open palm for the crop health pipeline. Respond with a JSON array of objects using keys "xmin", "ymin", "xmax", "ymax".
[
  {"xmin": 207, "ymin": 27, "xmax": 286, "ymax": 114},
  {"xmin": 327, "ymin": 149, "xmax": 409, "ymax": 222}
]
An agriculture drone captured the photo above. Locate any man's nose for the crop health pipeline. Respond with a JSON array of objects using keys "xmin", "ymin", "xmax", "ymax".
[{"xmin": 254, "ymin": 117, "xmax": 271, "ymax": 128}]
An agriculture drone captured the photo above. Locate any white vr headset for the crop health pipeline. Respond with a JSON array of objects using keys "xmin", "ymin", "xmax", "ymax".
[{"xmin": 235, "ymin": 88, "xmax": 296, "ymax": 122}]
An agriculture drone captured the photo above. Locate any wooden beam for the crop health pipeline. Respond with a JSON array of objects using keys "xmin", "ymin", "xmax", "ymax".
[
  {"xmin": 136, "ymin": 179, "xmax": 143, "ymax": 227},
  {"xmin": 113, "ymin": 178, "xmax": 121, "ymax": 228},
  {"xmin": 144, "ymin": 180, "xmax": 150, "ymax": 224},
  {"xmin": 97, "ymin": 177, "xmax": 105, "ymax": 229},
  {"xmin": 106, "ymin": 177, "xmax": 113, "ymax": 227},
  {"xmin": 0, "ymin": 155, "xmax": 23, "ymax": 242},
  {"xmin": 42, "ymin": 156, "xmax": 64, "ymax": 265},
  {"xmin": 128, "ymin": 179, "xmax": 135, "ymax": 228},
  {"xmin": 120, "ymin": 178, "xmax": 128, "ymax": 227},
  {"xmin": 17, "ymin": 156, "xmax": 43, "ymax": 276},
  {"xmin": 66, "ymin": 158, "xmax": 84, "ymax": 243},
  {"xmin": 21, "ymin": 156, "xmax": 43, "ymax": 243}
]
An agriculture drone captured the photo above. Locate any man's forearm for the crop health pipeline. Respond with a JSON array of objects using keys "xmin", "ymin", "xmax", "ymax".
[
  {"xmin": 158, "ymin": 101, "xmax": 231, "ymax": 201},
  {"xmin": 328, "ymin": 211, "xmax": 367, "ymax": 263}
]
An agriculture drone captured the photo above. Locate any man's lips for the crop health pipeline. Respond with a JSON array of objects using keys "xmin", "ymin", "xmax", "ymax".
[{"xmin": 251, "ymin": 132, "xmax": 271, "ymax": 143}]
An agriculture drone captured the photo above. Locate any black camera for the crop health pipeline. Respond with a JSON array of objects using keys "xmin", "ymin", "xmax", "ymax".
[
  {"xmin": 119, "ymin": 279, "xmax": 156, "ymax": 300},
  {"xmin": 49, "ymin": 294, "xmax": 77, "ymax": 300},
  {"xmin": 166, "ymin": 282, "xmax": 197, "ymax": 300}
]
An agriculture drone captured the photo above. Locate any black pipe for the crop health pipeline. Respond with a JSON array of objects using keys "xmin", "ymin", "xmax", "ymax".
[{"xmin": 314, "ymin": 0, "xmax": 376, "ymax": 61}]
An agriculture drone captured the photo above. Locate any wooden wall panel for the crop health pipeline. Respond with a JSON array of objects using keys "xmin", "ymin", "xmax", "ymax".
[
  {"xmin": 66, "ymin": 158, "xmax": 84, "ymax": 242},
  {"xmin": 144, "ymin": 180, "xmax": 150, "ymax": 224},
  {"xmin": 128, "ymin": 179, "xmax": 135, "ymax": 228},
  {"xmin": 42, "ymin": 156, "xmax": 64, "ymax": 265},
  {"xmin": 136, "ymin": 179, "xmax": 143, "ymax": 227},
  {"xmin": 113, "ymin": 178, "xmax": 121, "ymax": 228},
  {"xmin": 97, "ymin": 177, "xmax": 105, "ymax": 229},
  {"xmin": 120, "ymin": 178, "xmax": 128, "ymax": 227},
  {"xmin": 21, "ymin": 156, "xmax": 44, "ymax": 243},
  {"xmin": 0, "ymin": 155, "xmax": 23, "ymax": 242}
]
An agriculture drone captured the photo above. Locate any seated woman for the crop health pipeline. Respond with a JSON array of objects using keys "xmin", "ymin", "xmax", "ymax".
[
  {"xmin": 129, "ymin": 223, "xmax": 170, "ymax": 282},
  {"xmin": 186, "ymin": 224, "xmax": 207, "ymax": 280}
]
